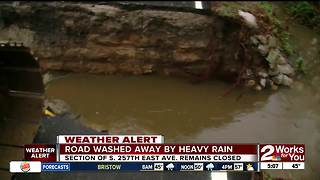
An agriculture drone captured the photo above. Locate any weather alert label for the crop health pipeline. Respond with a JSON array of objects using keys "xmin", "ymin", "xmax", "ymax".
[
  {"xmin": 24, "ymin": 144, "xmax": 56, "ymax": 162},
  {"xmin": 259, "ymin": 144, "xmax": 305, "ymax": 170}
]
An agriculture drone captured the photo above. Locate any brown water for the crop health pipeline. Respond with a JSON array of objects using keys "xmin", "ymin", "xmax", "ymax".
[
  {"xmin": 46, "ymin": 75, "xmax": 271, "ymax": 139},
  {"xmin": 45, "ymin": 14, "xmax": 320, "ymax": 180}
]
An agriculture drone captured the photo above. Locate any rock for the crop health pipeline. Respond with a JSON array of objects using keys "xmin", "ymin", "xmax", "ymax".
[
  {"xmin": 266, "ymin": 49, "xmax": 280, "ymax": 65},
  {"xmin": 271, "ymin": 84, "xmax": 278, "ymax": 90},
  {"xmin": 174, "ymin": 48, "xmax": 202, "ymax": 63},
  {"xmin": 268, "ymin": 36, "xmax": 277, "ymax": 48},
  {"xmin": 272, "ymin": 74, "xmax": 293, "ymax": 87},
  {"xmin": 282, "ymin": 75, "xmax": 293, "ymax": 87},
  {"xmin": 246, "ymin": 79, "xmax": 256, "ymax": 87},
  {"xmin": 250, "ymin": 36, "xmax": 259, "ymax": 46},
  {"xmin": 12, "ymin": 1, "xmax": 20, "ymax": 6},
  {"xmin": 311, "ymin": 38, "xmax": 317, "ymax": 45},
  {"xmin": 43, "ymin": 72, "xmax": 52, "ymax": 85},
  {"xmin": 89, "ymin": 34, "xmax": 121, "ymax": 46},
  {"xmin": 64, "ymin": 19, "xmax": 74, "ymax": 28},
  {"xmin": 86, "ymin": 62, "xmax": 117, "ymax": 74},
  {"xmin": 246, "ymin": 69, "xmax": 254, "ymax": 76},
  {"xmin": 142, "ymin": 64, "xmax": 153, "ymax": 74},
  {"xmin": 238, "ymin": 10, "xmax": 258, "ymax": 29},
  {"xmin": 257, "ymin": 44, "xmax": 269, "ymax": 56},
  {"xmin": 268, "ymin": 67, "xmax": 280, "ymax": 76},
  {"xmin": 266, "ymin": 79, "xmax": 273, "ymax": 86},
  {"xmin": 272, "ymin": 74, "xmax": 284, "ymax": 85},
  {"xmin": 44, "ymin": 99, "xmax": 71, "ymax": 114},
  {"xmin": 256, "ymin": 35, "xmax": 267, "ymax": 44},
  {"xmin": 267, "ymin": 79, "xmax": 278, "ymax": 90},
  {"xmin": 42, "ymin": 71, "xmax": 69, "ymax": 85},
  {"xmin": 276, "ymin": 55, "xmax": 287, "ymax": 65},
  {"xmin": 260, "ymin": 78, "xmax": 266, "ymax": 87},
  {"xmin": 258, "ymin": 71, "xmax": 268, "ymax": 78},
  {"xmin": 277, "ymin": 64, "xmax": 294, "ymax": 76},
  {"xmin": 255, "ymin": 85, "xmax": 262, "ymax": 91}
]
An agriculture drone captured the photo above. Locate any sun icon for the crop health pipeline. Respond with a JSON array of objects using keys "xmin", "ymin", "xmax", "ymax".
[{"xmin": 246, "ymin": 163, "xmax": 254, "ymax": 171}]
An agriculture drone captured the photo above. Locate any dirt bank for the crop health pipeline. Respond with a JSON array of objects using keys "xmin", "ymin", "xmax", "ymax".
[{"xmin": 0, "ymin": 2, "xmax": 294, "ymax": 89}]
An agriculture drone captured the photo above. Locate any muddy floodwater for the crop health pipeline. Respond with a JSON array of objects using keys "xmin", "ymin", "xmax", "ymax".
[{"xmin": 46, "ymin": 75, "xmax": 271, "ymax": 139}]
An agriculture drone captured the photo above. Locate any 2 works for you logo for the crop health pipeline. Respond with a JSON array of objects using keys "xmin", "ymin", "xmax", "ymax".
[{"xmin": 260, "ymin": 144, "xmax": 305, "ymax": 162}]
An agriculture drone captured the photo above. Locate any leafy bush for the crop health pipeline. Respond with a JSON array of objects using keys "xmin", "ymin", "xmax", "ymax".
[
  {"xmin": 259, "ymin": 2, "xmax": 273, "ymax": 15},
  {"xmin": 286, "ymin": 2, "xmax": 320, "ymax": 29},
  {"xmin": 293, "ymin": 56, "xmax": 306, "ymax": 74},
  {"xmin": 258, "ymin": 2, "xmax": 294, "ymax": 55}
]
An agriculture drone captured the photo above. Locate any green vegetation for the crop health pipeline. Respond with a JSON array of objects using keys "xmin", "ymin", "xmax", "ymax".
[
  {"xmin": 258, "ymin": 2, "xmax": 273, "ymax": 15},
  {"xmin": 293, "ymin": 56, "xmax": 306, "ymax": 74},
  {"xmin": 286, "ymin": 1, "xmax": 320, "ymax": 30},
  {"xmin": 279, "ymin": 31, "xmax": 294, "ymax": 56},
  {"xmin": 213, "ymin": 1, "xmax": 313, "ymax": 73},
  {"xmin": 258, "ymin": 2, "xmax": 294, "ymax": 56}
]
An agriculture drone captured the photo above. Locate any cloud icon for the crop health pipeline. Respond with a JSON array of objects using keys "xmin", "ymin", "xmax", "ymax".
[
  {"xmin": 166, "ymin": 163, "xmax": 174, "ymax": 170},
  {"xmin": 206, "ymin": 163, "xmax": 214, "ymax": 171},
  {"xmin": 246, "ymin": 164, "xmax": 254, "ymax": 171}
]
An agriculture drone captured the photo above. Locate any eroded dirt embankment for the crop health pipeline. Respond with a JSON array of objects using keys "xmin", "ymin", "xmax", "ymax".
[
  {"xmin": 0, "ymin": 2, "xmax": 212, "ymax": 74},
  {"xmin": 0, "ymin": 2, "xmax": 294, "ymax": 89}
]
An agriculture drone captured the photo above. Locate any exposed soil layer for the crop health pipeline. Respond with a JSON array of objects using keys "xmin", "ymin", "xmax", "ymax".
[{"xmin": 0, "ymin": 2, "xmax": 274, "ymax": 85}]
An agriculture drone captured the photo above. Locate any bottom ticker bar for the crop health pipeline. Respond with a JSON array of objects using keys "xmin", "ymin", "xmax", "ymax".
[
  {"xmin": 9, "ymin": 161, "xmax": 259, "ymax": 173},
  {"xmin": 38, "ymin": 162, "xmax": 259, "ymax": 172}
]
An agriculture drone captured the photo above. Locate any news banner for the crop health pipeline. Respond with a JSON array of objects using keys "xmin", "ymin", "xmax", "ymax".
[{"xmin": 10, "ymin": 135, "xmax": 305, "ymax": 173}]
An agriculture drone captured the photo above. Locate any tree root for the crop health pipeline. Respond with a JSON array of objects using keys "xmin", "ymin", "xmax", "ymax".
[
  {"xmin": 222, "ymin": 25, "xmax": 253, "ymax": 97},
  {"xmin": 192, "ymin": 19, "xmax": 254, "ymax": 98}
]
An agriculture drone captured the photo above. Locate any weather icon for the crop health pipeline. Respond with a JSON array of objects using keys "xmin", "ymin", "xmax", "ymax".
[
  {"xmin": 246, "ymin": 163, "xmax": 254, "ymax": 171},
  {"xmin": 166, "ymin": 163, "xmax": 174, "ymax": 170},
  {"xmin": 206, "ymin": 163, "xmax": 214, "ymax": 171}
]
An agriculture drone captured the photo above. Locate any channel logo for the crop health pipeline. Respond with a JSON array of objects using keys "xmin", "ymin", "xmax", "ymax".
[{"xmin": 260, "ymin": 144, "xmax": 305, "ymax": 162}]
